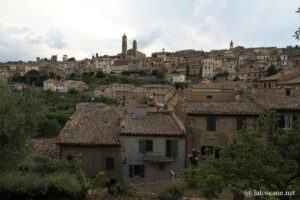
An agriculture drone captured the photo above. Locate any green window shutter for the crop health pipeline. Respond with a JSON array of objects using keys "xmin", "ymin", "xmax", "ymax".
[
  {"xmin": 207, "ymin": 116, "xmax": 216, "ymax": 131},
  {"xmin": 106, "ymin": 157, "xmax": 114, "ymax": 170},
  {"xmin": 139, "ymin": 140, "xmax": 146, "ymax": 153},
  {"xmin": 170, "ymin": 140, "xmax": 178, "ymax": 159},
  {"xmin": 166, "ymin": 140, "xmax": 171, "ymax": 157},
  {"xmin": 237, "ymin": 117, "xmax": 245, "ymax": 130},
  {"xmin": 129, "ymin": 165, "xmax": 133, "ymax": 177},
  {"xmin": 146, "ymin": 140, "xmax": 153, "ymax": 152},
  {"xmin": 140, "ymin": 165, "xmax": 145, "ymax": 177}
]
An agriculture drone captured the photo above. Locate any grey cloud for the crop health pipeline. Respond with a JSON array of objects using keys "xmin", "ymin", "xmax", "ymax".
[
  {"xmin": 47, "ymin": 30, "xmax": 66, "ymax": 49},
  {"xmin": 134, "ymin": 29, "xmax": 162, "ymax": 48},
  {"xmin": 0, "ymin": 23, "xmax": 68, "ymax": 62}
]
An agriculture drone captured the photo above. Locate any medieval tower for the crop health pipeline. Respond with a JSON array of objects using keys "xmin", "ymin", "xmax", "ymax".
[
  {"xmin": 133, "ymin": 40, "xmax": 137, "ymax": 58},
  {"xmin": 122, "ymin": 34, "xmax": 127, "ymax": 59},
  {"xmin": 230, "ymin": 40, "xmax": 233, "ymax": 49}
]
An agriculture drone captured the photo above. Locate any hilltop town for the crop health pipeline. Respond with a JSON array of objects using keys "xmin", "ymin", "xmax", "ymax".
[{"xmin": 1, "ymin": 34, "xmax": 300, "ymax": 200}]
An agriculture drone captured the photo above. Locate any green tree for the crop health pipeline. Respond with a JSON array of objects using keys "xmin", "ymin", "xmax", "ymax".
[
  {"xmin": 0, "ymin": 88, "xmax": 44, "ymax": 172},
  {"xmin": 37, "ymin": 119, "xmax": 61, "ymax": 138},
  {"xmin": 96, "ymin": 70, "xmax": 105, "ymax": 78},
  {"xmin": 267, "ymin": 65, "xmax": 278, "ymax": 76},
  {"xmin": 189, "ymin": 111, "xmax": 300, "ymax": 200},
  {"xmin": 294, "ymin": 7, "xmax": 300, "ymax": 40}
]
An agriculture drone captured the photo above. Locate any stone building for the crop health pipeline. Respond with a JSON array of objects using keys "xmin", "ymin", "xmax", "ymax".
[
  {"xmin": 58, "ymin": 104, "xmax": 124, "ymax": 180},
  {"xmin": 175, "ymin": 81, "xmax": 261, "ymax": 163},
  {"xmin": 119, "ymin": 109, "xmax": 186, "ymax": 183},
  {"xmin": 43, "ymin": 79, "xmax": 88, "ymax": 93}
]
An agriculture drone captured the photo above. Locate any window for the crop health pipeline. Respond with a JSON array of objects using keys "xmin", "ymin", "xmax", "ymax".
[
  {"xmin": 201, "ymin": 146, "xmax": 220, "ymax": 159},
  {"xmin": 129, "ymin": 165, "xmax": 145, "ymax": 177},
  {"xmin": 139, "ymin": 140, "xmax": 153, "ymax": 153},
  {"xmin": 207, "ymin": 95, "xmax": 213, "ymax": 100},
  {"xmin": 207, "ymin": 116, "xmax": 216, "ymax": 131},
  {"xmin": 286, "ymin": 89, "xmax": 291, "ymax": 96},
  {"xmin": 166, "ymin": 140, "xmax": 178, "ymax": 158},
  {"xmin": 278, "ymin": 114, "xmax": 298, "ymax": 130},
  {"xmin": 237, "ymin": 117, "xmax": 246, "ymax": 130},
  {"xmin": 105, "ymin": 157, "xmax": 114, "ymax": 170},
  {"xmin": 269, "ymin": 83, "xmax": 271, "ymax": 88}
]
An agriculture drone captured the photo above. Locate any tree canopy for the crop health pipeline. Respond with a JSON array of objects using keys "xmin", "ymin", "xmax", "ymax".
[
  {"xmin": 186, "ymin": 111, "xmax": 300, "ymax": 200},
  {"xmin": 0, "ymin": 87, "xmax": 44, "ymax": 172}
]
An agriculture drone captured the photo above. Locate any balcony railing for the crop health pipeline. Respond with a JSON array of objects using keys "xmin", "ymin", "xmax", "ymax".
[{"xmin": 143, "ymin": 152, "xmax": 174, "ymax": 163}]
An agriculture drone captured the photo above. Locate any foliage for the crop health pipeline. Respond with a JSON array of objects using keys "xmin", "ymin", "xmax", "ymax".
[
  {"xmin": 95, "ymin": 70, "xmax": 106, "ymax": 78},
  {"xmin": 37, "ymin": 118, "xmax": 61, "ymax": 138},
  {"xmin": 194, "ymin": 111, "xmax": 300, "ymax": 200},
  {"xmin": 152, "ymin": 70, "xmax": 165, "ymax": 79},
  {"xmin": 68, "ymin": 88, "xmax": 79, "ymax": 95},
  {"xmin": 175, "ymin": 82, "xmax": 188, "ymax": 90},
  {"xmin": 183, "ymin": 166, "xmax": 202, "ymax": 187},
  {"xmin": 158, "ymin": 180, "xmax": 184, "ymax": 200},
  {"xmin": 11, "ymin": 70, "xmax": 49, "ymax": 87},
  {"xmin": 0, "ymin": 172, "xmax": 83, "ymax": 199},
  {"xmin": 108, "ymin": 181, "xmax": 135, "ymax": 196},
  {"xmin": 197, "ymin": 162, "xmax": 224, "ymax": 200},
  {"xmin": 266, "ymin": 64, "xmax": 278, "ymax": 76},
  {"xmin": 0, "ymin": 87, "xmax": 44, "ymax": 172},
  {"xmin": 294, "ymin": 7, "xmax": 300, "ymax": 40},
  {"xmin": 91, "ymin": 171, "xmax": 106, "ymax": 188}
]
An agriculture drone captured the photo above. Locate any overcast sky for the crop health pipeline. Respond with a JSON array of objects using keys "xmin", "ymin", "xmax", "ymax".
[{"xmin": 0, "ymin": 0, "xmax": 299, "ymax": 61}]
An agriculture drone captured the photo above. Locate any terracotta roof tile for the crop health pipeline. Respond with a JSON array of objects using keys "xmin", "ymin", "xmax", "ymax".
[
  {"xmin": 185, "ymin": 99, "xmax": 261, "ymax": 115},
  {"xmin": 120, "ymin": 112, "xmax": 185, "ymax": 136},
  {"xmin": 246, "ymin": 89, "xmax": 300, "ymax": 110},
  {"xmin": 31, "ymin": 138, "xmax": 59, "ymax": 157},
  {"xmin": 58, "ymin": 104, "xmax": 122, "ymax": 145}
]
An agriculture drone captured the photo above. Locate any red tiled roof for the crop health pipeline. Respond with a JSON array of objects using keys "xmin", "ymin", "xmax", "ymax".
[
  {"xmin": 31, "ymin": 138, "xmax": 59, "ymax": 157},
  {"xmin": 120, "ymin": 112, "xmax": 185, "ymax": 136},
  {"xmin": 58, "ymin": 104, "xmax": 122, "ymax": 145},
  {"xmin": 184, "ymin": 99, "xmax": 261, "ymax": 115},
  {"xmin": 246, "ymin": 89, "xmax": 300, "ymax": 110}
]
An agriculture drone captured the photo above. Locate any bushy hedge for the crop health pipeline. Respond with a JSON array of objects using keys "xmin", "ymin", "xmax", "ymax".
[
  {"xmin": 107, "ymin": 181, "xmax": 135, "ymax": 197},
  {"xmin": 0, "ymin": 172, "xmax": 83, "ymax": 199},
  {"xmin": 158, "ymin": 180, "xmax": 184, "ymax": 200}
]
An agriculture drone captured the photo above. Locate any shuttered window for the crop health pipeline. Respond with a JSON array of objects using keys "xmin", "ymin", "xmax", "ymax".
[
  {"xmin": 207, "ymin": 116, "xmax": 216, "ymax": 131},
  {"xmin": 166, "ymin": 140, "xmax": 178, "ymax": 158},
  {"xmin": 129, "ymin": 165, "xmax": 145, "ymax": 178},
  {"xmin": 237, "ymin": 117, "xmax": 246, "ymax": 130},
  {"xmin": 139, "ymin": 140, "xmax": 153, "ymax": 153},
  {"xmin": 105, "ymin": 157, "xmax": 114, "ymax": 170}
]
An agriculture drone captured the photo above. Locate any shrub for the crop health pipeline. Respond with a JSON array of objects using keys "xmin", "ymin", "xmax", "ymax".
[
  {"xmin": 96, "ymin": 71, "xmax": 105, "ymax": 78},
  {"xmin": 91, "ymin": 171, "xmax": 106, "ymax": 188},
  {"xmin": 183, "ymin": 166, "xmax": 202, "ymax": 186},
  {"xmin": 37, "ymin": 119, "xmax": 61, "ymax": 138},
  {"xmin": 158, "ymin": 180, "xmax": 184, "ymax": 200},
  {"xmin": 108, "ymin": 181, "xmax": 135, "ymax": 196},
  {"xmin": 0, "ymin": 172, "xmax": 83, "ymax": 199},
  {"xmin": 174, "ymin": 82, "xmax": 188, "ymax": 90},
  {"xmin": 68, "ymin": 88, "xmax": 79, "ymax": 95},
  {"xmin": 200, "ymin": 174, "xmax": 223, "ymax": 200}
]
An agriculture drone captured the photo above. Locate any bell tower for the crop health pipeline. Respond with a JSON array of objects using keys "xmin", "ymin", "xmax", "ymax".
[
  {"xmin": 122, "ymin": 34, "xmax": 127, "ymax": 59},
  {"xmin": 133, "ymin": 40, "xmax": 137, "ymax": 58},
  {"xmin": 230, "ymin": 40, "xmax": 233, "ymax": 49}
]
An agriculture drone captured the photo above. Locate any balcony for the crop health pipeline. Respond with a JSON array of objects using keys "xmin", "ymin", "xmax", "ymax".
[{"xmin": 143, "ymin": 152, "xmax": 174, "ymax": 163}]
